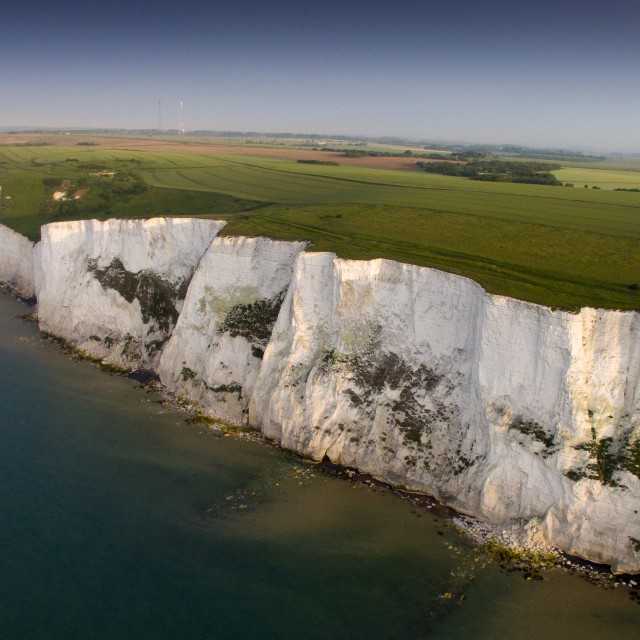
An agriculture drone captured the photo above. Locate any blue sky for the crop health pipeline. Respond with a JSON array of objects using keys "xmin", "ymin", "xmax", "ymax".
[{"xmin": 1, "ymin": 0, "xmax": 639, "ymax": 151}]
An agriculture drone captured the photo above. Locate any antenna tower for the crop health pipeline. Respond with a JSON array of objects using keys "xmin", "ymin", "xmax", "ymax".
[{"xmin": 179, "ymin": 100, "xmax": 185, "ymax": 135}]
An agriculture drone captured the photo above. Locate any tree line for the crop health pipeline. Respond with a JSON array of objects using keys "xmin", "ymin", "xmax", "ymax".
[{"xmin": 416, "ymin": 159, "xmax": 562, "ymax": 186}]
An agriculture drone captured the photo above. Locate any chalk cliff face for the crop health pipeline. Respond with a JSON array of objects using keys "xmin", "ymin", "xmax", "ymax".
[
  {"xmin": 0, "ymin": 223, "xmax": 35, "ymax": 299},
  {"xmin": 158, "ymin": 236, "xmax": 306, "ymax": 424},
  {"xmin": 4, "ymin": 217, "xmax": 639, "ymax": 572},
  {"xmin": 250, "ymin": 253, "xmax": 640, "ymax": 572},
  {"xmin": 35, "ymin": 218, "xmax": 224, "ymax": 370}
]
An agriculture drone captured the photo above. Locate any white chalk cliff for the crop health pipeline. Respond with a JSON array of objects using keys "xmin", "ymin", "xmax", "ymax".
[
  {"xmin": 1, "ymin": 218, "xmax": 638, "ymax": 572},
  {"xmin": 35, "ymin": 218, "xmax": 224, "ymax": 370},
  {"xmin": 250, "ymin": 254, "xmax": 640, "ymax": 572},
  {"xmin": 0, "ymin": 223, "xmax": 35, "ymax": 299},
  {"xmin": 159, "ymin": 236, "xmax": 306, "ymax": 424}
]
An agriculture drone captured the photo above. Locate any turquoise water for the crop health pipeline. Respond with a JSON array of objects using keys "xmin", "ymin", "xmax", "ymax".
[{"xmin": 0, "ymin": 291, "xmax": 638, "ymax": 639}]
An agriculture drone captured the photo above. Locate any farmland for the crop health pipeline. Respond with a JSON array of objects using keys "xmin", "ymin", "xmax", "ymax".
[
  {"xmin": 0, "ymin": 137, "xmax": 639, "ymax": 310},
  {"xmin": 553, "ymin": 167, "xmax": 640, "ymax": 191}
]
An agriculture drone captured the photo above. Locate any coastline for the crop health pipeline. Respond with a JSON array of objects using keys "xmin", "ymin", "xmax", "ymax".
[
  {"xmin": 2, "ymin": 218, "xmax": 639, "ymax": 574},
  {"xmin": 6, "ymin": 286, "xmax": 636, "ymax": 604}
]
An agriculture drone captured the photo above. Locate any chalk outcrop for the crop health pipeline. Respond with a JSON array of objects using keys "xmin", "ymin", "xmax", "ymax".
[
  {"xmin": 35, "ymin": 218, "xmax": 224, "ymax": 370},
  {"xmin": 0, "ymin": 223, "xmax": 35, "ymax": 299},
  {"xmin": 158, "ymin": 236, "xmax": 305, "ymax": 424},
  {"xmin": 2, "ymin": 217, "xmax": 639, "ymax": 572},
  {"xmin": 249, "ymin": 253, "xmax": 640, "ymax": 572}
]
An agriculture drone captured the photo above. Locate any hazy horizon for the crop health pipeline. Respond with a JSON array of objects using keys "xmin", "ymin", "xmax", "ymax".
[
  {"xmin": 4, "ymin": 126, "xmax": 637, "ymax": 157},
  {"xmin": 2, "ymin": 0, "xmax": 639, "ymax": 152}
]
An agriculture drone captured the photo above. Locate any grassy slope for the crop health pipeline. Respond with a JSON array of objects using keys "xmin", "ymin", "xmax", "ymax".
[{"xmin": 0, "ymin": 144, "xmax": 639, "ymax": 310}]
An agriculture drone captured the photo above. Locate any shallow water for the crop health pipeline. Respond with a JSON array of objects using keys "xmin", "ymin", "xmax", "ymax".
[{"xmin": 0, "ymin": 291, "xmax": 638, "ymax": 639}]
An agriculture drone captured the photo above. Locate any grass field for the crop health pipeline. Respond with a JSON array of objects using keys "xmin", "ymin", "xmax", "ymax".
[
  {"xmin": 557, "ymin": 157, "xmax": 640, "ymax": 172},
  {"xmin": 0, "ymin": 139, "xmax": 639, "ymax": 311},
  {"xmin": 553, "ymin": 167, "xmax": 640, "ymax": 191}
]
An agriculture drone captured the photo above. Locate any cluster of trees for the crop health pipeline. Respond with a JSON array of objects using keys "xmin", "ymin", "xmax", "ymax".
[
  {"xmin": 42, "ymin": 171, "xmax": 148, "ymax": 218},
  {"xmin": 416, "ymin": 159, "xmax": 562, "ymax": 186},
  {"xmin": 297, "ymin": 159, "xmax": 339, "ymax": 166},
  {"xmin": 107, "ymin": 171, "xmax": 147, "ymax": 196}
]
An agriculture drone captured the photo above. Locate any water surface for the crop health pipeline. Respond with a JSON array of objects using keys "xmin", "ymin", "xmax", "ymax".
[{"xmin": 0, "ymin": 292, "xmax": 638, "ymax": 639}]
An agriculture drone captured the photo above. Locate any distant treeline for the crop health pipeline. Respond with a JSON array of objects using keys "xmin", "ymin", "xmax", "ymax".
[
  {"xmin": 416, "ymin": 159, "xmax": 562, "ymax": 186},
  {"xmin": 314, "ymin": 147, "xmax": 461, "ymax": 160},
  {"xmin": 297, "ymin": 159, "xmax": 339, "ymax": 166}
]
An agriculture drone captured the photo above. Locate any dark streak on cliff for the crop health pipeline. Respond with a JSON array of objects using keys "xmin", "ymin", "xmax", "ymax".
[{"xmin": 88, "ymin": 258, "xmax": 188, "ymax": 332}]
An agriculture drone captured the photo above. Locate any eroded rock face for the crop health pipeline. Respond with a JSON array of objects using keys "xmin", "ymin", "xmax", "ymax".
[
  {"xmin": 0, "ymin": 223, "xmax": 35, "ymax": 299},
  {"xmin": 250, "ymin": 253, "xmax": 640, "ymax": 572},
  {"xmin": 35, "ymin": 218, "xmax": 225, "ymax": 370},
  {"xmin": 4, "ymin": 218, "xmax": 640, "ymax": 571},
  {"xmin": 158, "ymin": 236, "xmax": 305, "ymax": 424}
]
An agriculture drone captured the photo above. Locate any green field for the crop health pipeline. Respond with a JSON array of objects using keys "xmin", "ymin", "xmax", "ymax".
[
  {"xmin": 553, "ymin": 167, "xmax": 640, "ymax": 191},
  {"xmin": 0, "ymin": 143, "xmax": 639, "ymax": 310}
]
